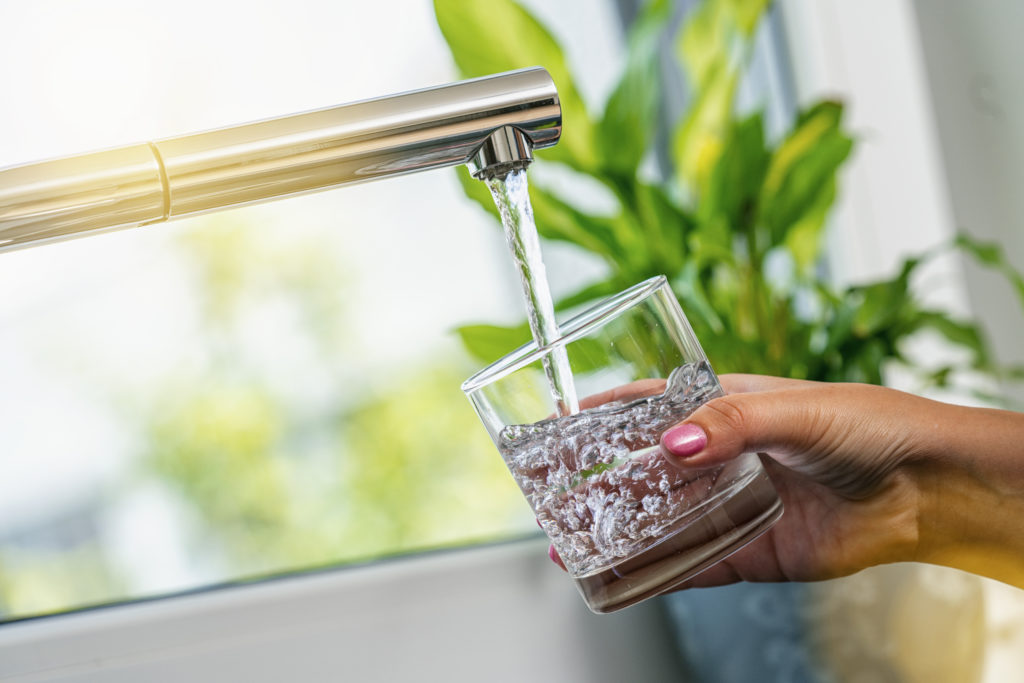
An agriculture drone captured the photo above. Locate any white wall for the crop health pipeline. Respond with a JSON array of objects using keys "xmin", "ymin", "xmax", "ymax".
[{"xmin": 912, "ymin": 0, "xmax": 1024, "ymax": 393}]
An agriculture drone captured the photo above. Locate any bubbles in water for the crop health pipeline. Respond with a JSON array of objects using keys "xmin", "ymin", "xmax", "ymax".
[{"xmin": 499, "ymin": 360, "xmax": 728, "ymax": 575}]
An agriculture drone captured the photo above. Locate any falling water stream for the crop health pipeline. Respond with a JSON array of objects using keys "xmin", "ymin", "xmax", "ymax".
[{"xmin": 485, "ymin": 169, "xmax": 580, "ymax": 416}]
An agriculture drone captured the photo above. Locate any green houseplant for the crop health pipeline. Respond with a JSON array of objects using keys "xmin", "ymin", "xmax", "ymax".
[{"xmin": 435, "ymin": 0, "xmax": 1024, "ymax": 395}]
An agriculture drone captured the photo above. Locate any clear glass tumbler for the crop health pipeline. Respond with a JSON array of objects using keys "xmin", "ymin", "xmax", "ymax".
[{"xmin": 462, "ymin": 276, "xmax": 783, "ymax": 613}]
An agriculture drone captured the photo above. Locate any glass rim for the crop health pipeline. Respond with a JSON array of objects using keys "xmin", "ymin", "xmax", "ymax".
[{"xmin": 461, "ymin": 275, "xmax": 670, "ymax": 394}]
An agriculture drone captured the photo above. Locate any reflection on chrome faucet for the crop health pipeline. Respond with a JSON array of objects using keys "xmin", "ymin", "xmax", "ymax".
[{"xmin": 0, "ymin": 67, "xmax": 560, "ymax": 251}]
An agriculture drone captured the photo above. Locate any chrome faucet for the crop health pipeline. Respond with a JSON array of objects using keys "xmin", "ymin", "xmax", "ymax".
[{"xmin": 0, "ymin": 67, "xmax": 560, "ymax": 252}]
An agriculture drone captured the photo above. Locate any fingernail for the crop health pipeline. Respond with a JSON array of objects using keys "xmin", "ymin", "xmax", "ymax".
[
  {"xmin": 548, "ymin": 545, "xmax": 566, "ymax": 570},
  {"xmin": 661, "ymin": 423, "xmax": 707, "ymax": 457}
]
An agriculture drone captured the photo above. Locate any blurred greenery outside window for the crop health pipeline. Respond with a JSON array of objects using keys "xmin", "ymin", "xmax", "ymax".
[{"xmin": 0, "ymin": 215, "xmax": 534, "ymax": 621}]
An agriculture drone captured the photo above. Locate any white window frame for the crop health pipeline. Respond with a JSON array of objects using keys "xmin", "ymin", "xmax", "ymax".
[{"xmin": 0, "ymin": 538, "xmax": 686, "ymax": 682}]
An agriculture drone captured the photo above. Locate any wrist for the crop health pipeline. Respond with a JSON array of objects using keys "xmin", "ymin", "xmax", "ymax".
[{"xmin": 909, "ymin": 402, "xmax": 1024, "ymax": 587}]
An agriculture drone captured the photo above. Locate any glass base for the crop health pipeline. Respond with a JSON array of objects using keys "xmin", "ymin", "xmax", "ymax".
[{"xmin": 574, "ymin": 466, "xmax": 784, "ymax": 614}]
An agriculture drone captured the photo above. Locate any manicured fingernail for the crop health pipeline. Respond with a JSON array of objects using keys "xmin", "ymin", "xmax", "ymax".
[
  {"xmin": 661, "ymin": 423, "xmax": 707, "ymax": 457},
  {"xmin": 548, "ymin": 545, "xmax": 566, "ymax": 571}
]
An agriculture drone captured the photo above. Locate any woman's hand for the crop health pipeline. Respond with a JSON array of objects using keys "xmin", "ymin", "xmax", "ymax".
[
  {"xmin": 547, "ymin": 374, "xmax": 1024, "ymax": 589},
  {"xmin": 655, "ymin": 374, "xmax": 1024, "ymax": 589}
]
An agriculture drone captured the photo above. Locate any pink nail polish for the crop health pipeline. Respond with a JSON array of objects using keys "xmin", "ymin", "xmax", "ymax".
[
  {"xmin": 661, "ymin": 423, "xmax": 707, "ymax": 457},
  {"xmin": 548, "ymin": 545, "xmax": 565, "ymax": 570}
]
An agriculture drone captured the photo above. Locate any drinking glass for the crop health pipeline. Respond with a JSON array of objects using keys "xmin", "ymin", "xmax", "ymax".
[{"xmin": 462, "ymin": 276, "xmax": 783, "ymax": 613}]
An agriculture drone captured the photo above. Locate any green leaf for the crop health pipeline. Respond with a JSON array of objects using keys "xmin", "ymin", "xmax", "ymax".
[
  {"xmin": 956, "ymin": 233, "xmax": 1003, "ymax": 265},
  {"xmin": 555, "ymin": 277, "xmax": 625, "ymax": 311},
  {"xmin": 723, "ymin": 0, "xmax": 772, "ymax": 36},
  {"xmin": 454, "ymin": 323, "xmax": 530, "ymax": 365},
  {"xmin": 700, "ymin": 110, "xmax": 769, "ymax": 229},
  {"xmin": 597, "ymin": 0, "xmax": 670, "ymax": 174},
  {"xmin": 672, "ymin": 261, "xmax": 726, "ymax": 334},
  {"xmin": 762, "ymin": 102, "xmax": 842, "ymax": 194},
  {"xmin": 604, "ymin": 208, "xmax": 653, "ymax": 277},
  {"xmin": 433, "ymin": 0, "xmax": 597, "ymax": 170},
  {"xmin": 924, "ymin": 364, "xmax": 955, "ymax": 388},
  {"xmin": 912, "ymin": 311, "xmax": 990, "ymax": 368},
  {"xmin": 565, "ymin": 337, "xmax": 616, "ymax": 375},
  {"xmin": 850, "ymin": 338, "xmax": 887, "ymax": 384},
  {"xmin": 759, "ymin": 101, "xmax": 853, "ymax": 248},
  {"xmin": 678, "ymin": 0, "xmax": 732, "ymax": 87},
  {"xmin": 672, "ymin": 59, "xmax": 739, "ymax": 197},
  {"xmin": 528, "ymin": 182, "xmax": 625, "ymax": 262},
  {"xmin": 674, "ymin": 0, "xmax": 754, "ymax": 196},
  {"xmin": 955, "ymin": 232, "xmax": 1024, "ymax": 311},
  {"xmin": 688, "ymin": 214, "xmax": 735, "ymax": 268},
  {"xmin": 851, "ymin": 258, "xmax": 919, "ymax": 336},
  {"xmin": 783, "ymin": 176, "xmax": 836, "ymax": 273},
  {"xmin": 675, "ymin": 0, "xmax": 769, "ymax": 108},
  {"xmin": 633, "ymin": 181, "xmax": 691, "ymax": 272},
  {"xmin": 456, "ymin": 317, "xmax": 613, "ymax": 375}
]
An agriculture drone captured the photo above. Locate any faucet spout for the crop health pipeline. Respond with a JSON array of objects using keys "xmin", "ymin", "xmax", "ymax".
[
  {"xmin": 469, "ymin": 125, "xmax": 533, "ymax": 180},
  {"xmin": 0, "ymin": 67, "xmax": 561, "ymax": 252}
]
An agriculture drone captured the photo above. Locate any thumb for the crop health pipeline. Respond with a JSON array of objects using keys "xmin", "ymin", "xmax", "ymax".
[{"xmin": 660, "ymin": 390, "xmax": 821, "ymax": 468}]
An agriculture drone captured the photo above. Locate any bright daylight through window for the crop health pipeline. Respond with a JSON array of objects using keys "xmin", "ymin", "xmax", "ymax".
[{"xmin": 0, "ymin": 0, "xmax": 618, "ymax": 620}]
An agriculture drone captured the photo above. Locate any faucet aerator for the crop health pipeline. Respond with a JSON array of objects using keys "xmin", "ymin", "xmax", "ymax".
[{"xmin": 469, "ymin": 126, "xmax": 534, "ymax": 181}]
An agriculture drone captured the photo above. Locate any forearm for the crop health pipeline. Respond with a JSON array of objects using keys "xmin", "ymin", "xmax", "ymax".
[{"xmin": 912, "ymin": 402, "xmax": 1024, "ymax": 587}]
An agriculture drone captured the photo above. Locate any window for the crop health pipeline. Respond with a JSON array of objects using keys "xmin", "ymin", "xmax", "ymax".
[{"xmin": 0, "ymin": 0, "xmax": 626, "ymax": 621}]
